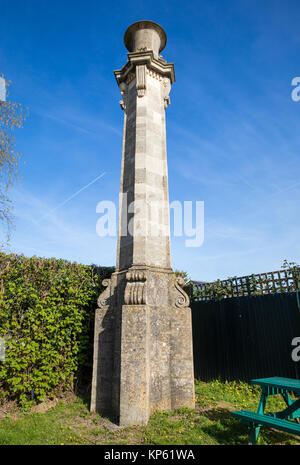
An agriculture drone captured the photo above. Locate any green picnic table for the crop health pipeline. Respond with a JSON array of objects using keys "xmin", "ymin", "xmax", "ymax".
[{"xmin": 231, "ymin": 377, "xmax": 300, "ymax": 444}]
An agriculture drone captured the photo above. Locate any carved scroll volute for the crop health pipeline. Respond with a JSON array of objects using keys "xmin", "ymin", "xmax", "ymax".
[
  {"xmin": 97, "ymin": 279, "xmax": 111, "ymax": 308},
  {"xmin": 173, "ymin": 276, "xmax": 190, "ymax": 308},
  {"xmin": 124, "ymin": 271, "xmax": 147, "ymax": 305},
  {"xmin": 136, "ymin": 64, "xmax": 146, "ymax": 97},
  {"xmin": 119, "ymin": 82, "xmax": 128, "ymax": 110},
  {"xmin": 162, "ymin": 77, "xmax": 171, "ymax": 109}
]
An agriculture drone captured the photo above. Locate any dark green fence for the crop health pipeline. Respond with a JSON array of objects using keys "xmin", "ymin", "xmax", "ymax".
[{"xmin": 191, "ymin": 291, "xmax": 300, "ymax": 382}]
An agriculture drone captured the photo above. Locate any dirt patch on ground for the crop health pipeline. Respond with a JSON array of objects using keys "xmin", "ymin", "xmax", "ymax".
[
  {"xmin": 72, "ymin": 413, "xmax": 105, "ymax": 428},
  {"xmin": 31, "ymin": 399, "xmax": 59, "ymax": 414},
  {"xmin": 0, "ymin": 400, "xmax": 19, "ymax": 421},
  {"xmin": 197, "ymin": 400, "xmax": 235, "ymax": 415},
  {"xmin": 102, "ymin": 420, "xmax": 128, "ymax": 432},
  {"xmin": 0, "ymin": 391, "xmax": 77, "ymax": 422},
  {"xmin": 215, "ymin": 401, "xmax": 235, "ymax": 411},
  {"xmin": 0, "ymin": 398, "xmax": 60, "ymax": 421},
  {"xmin": 30, "ymin": 391, "xmax": 77, "ymax": 414}
]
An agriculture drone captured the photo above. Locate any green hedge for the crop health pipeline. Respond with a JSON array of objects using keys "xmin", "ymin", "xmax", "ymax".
[{"xmin": 0, "ymin": 252, "xmax": 114, "ymax": 407}]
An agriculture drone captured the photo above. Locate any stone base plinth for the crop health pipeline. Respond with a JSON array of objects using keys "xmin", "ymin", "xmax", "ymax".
[{"xmin": 90, "ymin": 267, "xmax": 195, "ymax": 425}]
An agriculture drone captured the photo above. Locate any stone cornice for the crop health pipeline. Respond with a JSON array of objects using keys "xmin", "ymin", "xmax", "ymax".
[{"xmin": 114, "ymin": 50, "xmax": 175, "ymax": 87}]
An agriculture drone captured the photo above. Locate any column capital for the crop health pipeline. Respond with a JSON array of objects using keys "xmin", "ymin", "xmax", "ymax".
[
  {"xmin": 114, "ymin": 50, "xmax": 175, "ymax": 87},
  {"xmin": 114, "ymin": 51, "xmax": 175, "ymax": 110}
]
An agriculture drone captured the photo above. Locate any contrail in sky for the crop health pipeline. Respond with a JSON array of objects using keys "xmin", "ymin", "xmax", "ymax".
[{"xmin": 37, "ymin": 171, "xmax": 107, "ymax": 223}]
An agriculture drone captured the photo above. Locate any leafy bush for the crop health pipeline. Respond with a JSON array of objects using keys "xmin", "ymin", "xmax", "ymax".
[{"xmin": 0, "ymin": 252, "xmax": 113, "ymax": 407}]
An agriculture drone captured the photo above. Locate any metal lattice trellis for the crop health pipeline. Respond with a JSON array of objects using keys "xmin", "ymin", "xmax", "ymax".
[{"xmin": 191, "ymin": 267, "xmax": 300, "ymax": 301}]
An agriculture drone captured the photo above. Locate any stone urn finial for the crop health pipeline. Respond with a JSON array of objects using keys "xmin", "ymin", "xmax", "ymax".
[{"xmin": 124, "ymin": 20, "xmax": 167, "ymax": 57}]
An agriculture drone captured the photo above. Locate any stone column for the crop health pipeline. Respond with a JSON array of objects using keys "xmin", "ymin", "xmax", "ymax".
[{"xmin": 91, "ymin": 20, "xmax": 195, "ymax": 426}]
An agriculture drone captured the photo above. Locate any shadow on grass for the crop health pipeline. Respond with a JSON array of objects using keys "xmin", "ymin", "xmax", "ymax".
[
  {"xmin": 74, "ymin": 379, "xmax": 120, "ymax": 426},
  {"xmin": 75, "ymin": 381, "xmax": 91, "ymax": 411},
  {"xmin": 199, "ymin": 407, "xmax": 248, "ymax": 445},
  {"xmin": 201, "ymin": 407, "xmax": 299, "ymax": 445}
]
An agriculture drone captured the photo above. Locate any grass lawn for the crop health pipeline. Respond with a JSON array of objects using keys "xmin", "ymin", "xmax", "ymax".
[{"xmin": 0, "ymin": 379, "xmax": 299, "ymax": 446}]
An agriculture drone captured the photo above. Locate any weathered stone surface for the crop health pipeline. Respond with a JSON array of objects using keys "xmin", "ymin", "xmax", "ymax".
[
  {"xmin": 91, "ymin": 267, "xmax": 195, "ymax": 424},
  {"xmin": 91, "ymin": 21, "xmax": 195, "ymax": 425}
]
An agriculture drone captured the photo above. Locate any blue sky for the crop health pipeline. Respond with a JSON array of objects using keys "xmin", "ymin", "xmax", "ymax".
[{"xmin": 1, "ymin": 0, "xmax": 300, "ymax": 281}]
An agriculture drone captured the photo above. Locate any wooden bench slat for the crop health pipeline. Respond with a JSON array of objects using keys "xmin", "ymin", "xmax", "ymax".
[{"xmin": 232, "ymin": 410, "xmax": 300, "ymax": 435}]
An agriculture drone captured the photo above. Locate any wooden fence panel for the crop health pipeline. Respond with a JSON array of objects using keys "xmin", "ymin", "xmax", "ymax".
[{"xmin": 191, "ymin": 291, "xmax": 300, "ymax": 382}]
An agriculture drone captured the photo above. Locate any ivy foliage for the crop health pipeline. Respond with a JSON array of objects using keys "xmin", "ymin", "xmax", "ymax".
[{"xmin": 0, "ymin": 252, "xmax": 113, "ymax": 407}]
